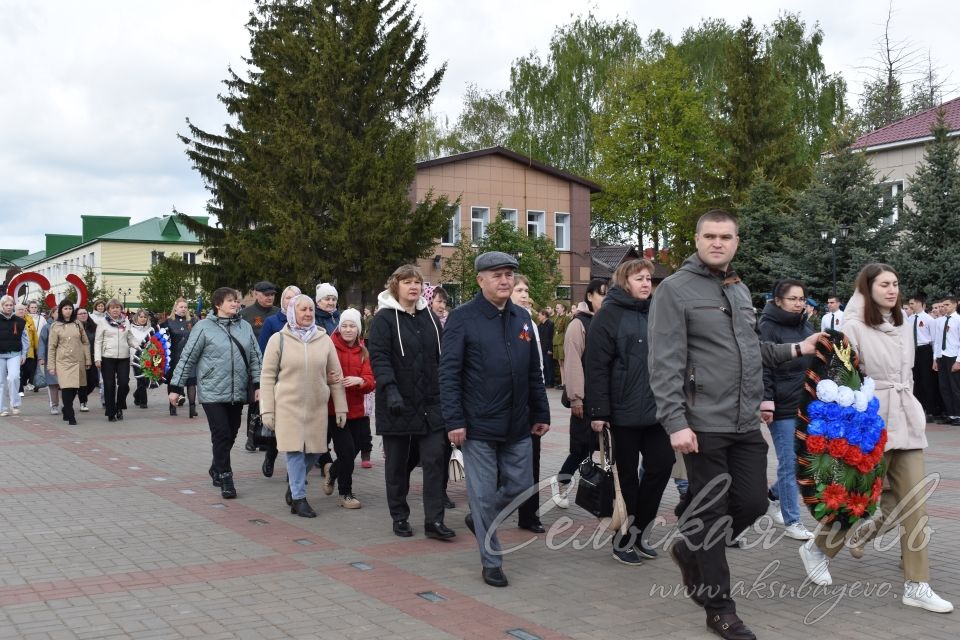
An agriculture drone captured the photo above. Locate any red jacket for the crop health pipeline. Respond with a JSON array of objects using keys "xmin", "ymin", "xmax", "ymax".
[{"xmin": 329, "ymin": 330, "xmax": 375, "ymax": 419}]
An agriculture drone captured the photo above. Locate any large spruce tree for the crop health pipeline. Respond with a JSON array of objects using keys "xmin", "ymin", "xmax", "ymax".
[
  {"xmin": 177, "ymin": 0, "xmax": 450, "ymax": 296},
  {"xmin": 894, "ymin": 113, "xmax": 960, "ymax": 298}
]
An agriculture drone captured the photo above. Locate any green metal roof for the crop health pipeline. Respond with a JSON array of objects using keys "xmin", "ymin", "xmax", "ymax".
[
  {"xmin": 97, "ymin": 216, "xmax": 208, "ymax": 243},
  {"xmin": 12, "ymin": 250, "xmax": 46, "ymax": 267}
]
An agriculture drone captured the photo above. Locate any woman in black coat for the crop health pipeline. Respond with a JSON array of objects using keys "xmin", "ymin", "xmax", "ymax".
[
  {"xmin": 367, "ymin": 264, "xmax": 453, "ymax": 541},
  {"xmin": 75, "ymin": 308, "xmax": 99, "ymax": 413},
  {"xmin": 162, "ymin": 298, "xmax": 197, "ymax": 417},
  {"xmin": 586, "ymin": 259, "xmax": 673, "ymax": 565}
]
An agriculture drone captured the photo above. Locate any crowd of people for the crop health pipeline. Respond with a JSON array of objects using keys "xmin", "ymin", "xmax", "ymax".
[{"xmin": 0, "ymin": 207, "xmax": 955, "ymax": 639}]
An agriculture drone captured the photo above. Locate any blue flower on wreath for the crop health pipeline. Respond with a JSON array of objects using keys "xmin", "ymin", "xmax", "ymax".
[
  {"xmin": 867, "ymin": 396, "xmax": 880, "ymax": 415},
  {"xmin": 808, "ymin": 419, "xmax": 827, "ymax": 436},
  {"xmin": 822, "ymin": 404, "xmax": 842, "ymax": 423},
  {"xmin": 807, "ymin": 401, "xmax": 827, "ymax": 420}
]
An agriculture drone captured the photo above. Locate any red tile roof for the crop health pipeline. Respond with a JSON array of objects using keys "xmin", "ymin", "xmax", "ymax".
[{"xmin": 851, "ymin": 96, "xmax": 960, "ymax": 150}]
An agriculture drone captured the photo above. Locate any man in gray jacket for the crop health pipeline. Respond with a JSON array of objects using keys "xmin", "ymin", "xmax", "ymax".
[{"xmin": 649, "ymin": 209, "xmax": 822, "ymax": 640}]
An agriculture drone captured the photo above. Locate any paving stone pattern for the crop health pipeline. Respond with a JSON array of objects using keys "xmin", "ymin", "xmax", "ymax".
[{"xmin": 1, "ymin": 387, "xmax": 958, "ymax": 639}]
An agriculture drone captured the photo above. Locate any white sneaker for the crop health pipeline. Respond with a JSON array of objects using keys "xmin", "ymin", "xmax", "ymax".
[
  {"xmin": 549, "ymin": 476, "xmax": 570, "ymax": 509},
  {"xmin": 79, "ymin": 403, "xmax": 89, "ymax": 412},
  {"xmin": 902, "ymin": 581, "xmax": 954, "ymax": 613},
  {"xmin": 11, "ymin": 408, "xmax": 20, "ymax": 416},
  {"xmin": 50, "ymin": 405, "xmax": 59, "ymax": 415},
  {"xmin": 767, "ymin": 500, "xmax": 784, "ymax": 525},
  {"xmin": 0, "ymin": 410, "xmax": 9, "ymax": 417},
  {"xmin": 784, "ymin": 522, "xmax": 814, "ymax": 540},
  {"xmin": 18, "ymin": 391, "xmax": 24, "ymax": 397},
  {"xmin": 24, "ymin": 383, "xmax": 33, "ymax": 392},
  {"xmin": 799, "ymin": 540, "xmax": 832, "ymax": 585}
]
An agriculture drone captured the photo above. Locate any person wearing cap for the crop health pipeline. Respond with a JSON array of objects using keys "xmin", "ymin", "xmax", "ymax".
[
  {"xmin": 367, "ymin": 264, "xmax": 452, "ymax": 541},
  {"xmin": 315, "ymin": 283, "xmax": 341, "ymax": 335},
  {"xmin": 439, "ymin": 251, "xmax": 550, "ymax": 588},
  {"xmin": 241, "ymin": 281, "xmax": 279, "ymax": 453}
]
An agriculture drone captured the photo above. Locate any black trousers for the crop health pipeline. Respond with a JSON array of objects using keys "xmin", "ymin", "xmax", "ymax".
[
  {"xmin": 677, "ymin": 429, "xmax": 768, "ymax": 616},
  {"xmin": 133, "ymin": 376, "xmax": 149, "ymax": 407},
  {"xmin": 382, "ymin": 430, "xmax": 446, "ymax": 524},
  {"xmin": 19, "ymin": 358, "xmax": 36, "ymax": 392},
  {"xmin": 611, "ymin": 424, "xmax": 674, "ymax": 546},
  {"xmin": 937, "ymin": 356, "xmax": 960, "ymax": 416},
  {"xmin": 913, "ymin": 345, "xmax": 941, "ymax": 415},
  {"xmin": 353, "ymin": 416, "xmax": 373, "ymax": 455},
  {"xmin": 100, "ymin": 358, "xmax": 130, "ymax": 417},
  {"xmin": 326, "ymin": 416, "xmax": 361, "ymax": 495},
  {"xmin": 78, "ymin": 365, "xmax": 99, "ymax": 404},
  {"xmin": 203, "ymin": 402, "xmax": 245, "ymax": 474},
  {"xmin": 61, "ymin": 388, "xmax": 78, "ymax": 421},
  {"xmin": 518, "ymin": 433, "xmax": 542, "ymax": 524},
  {"xmin": 542, "ymin": 352, "xmax": 555, "ymax": 387}
]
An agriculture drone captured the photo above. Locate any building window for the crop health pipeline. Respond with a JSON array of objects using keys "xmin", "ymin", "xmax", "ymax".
[
  {"xmin": 183, "ymin": 252, "xmax": 197, "ymax": 265},
  {"xmin": 151, "ymin": 250, "xmax": 165, "ymax": 265},
  {"xmin": 555, "ymin": 285, "xmax": 572, "ymax": 300},
  {"xmin": 440, "ymin": 205, "xmax": 461, "ymax": 245},
  {"xmin": 471, "ymin": 206, "xmax": 490, "ymax": 243},
  {"xmin": 500, "ymin": 208, "xmax": 518, "ymax": 227},
  {"xmin": 527, "ymin": 210, "xmax": 545, "ymax": 237},
  {"xmin": 879, "ymin": 180, "xmax": 903, "ymax": 225},
  {"xmin": 555, "ymin": 213, "xmax": 570, "ymax": 250}
]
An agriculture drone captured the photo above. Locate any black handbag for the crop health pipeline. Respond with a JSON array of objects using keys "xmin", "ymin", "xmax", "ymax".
[{"xmin": 574, "ymin": 426, "xmax": 616, "ymax": 518}]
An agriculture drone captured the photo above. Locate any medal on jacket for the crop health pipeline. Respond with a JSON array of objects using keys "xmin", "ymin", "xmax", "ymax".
[{"xmin": 520, "ymin": 323, "xmax": 531, "ymax": 342}]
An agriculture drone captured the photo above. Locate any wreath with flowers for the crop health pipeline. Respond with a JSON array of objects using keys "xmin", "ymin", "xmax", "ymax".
[
  {"xmin": 132, "ymin": 327, "xmax": 172, "ymax": 386},
  {"xmin": 796, "ymin": 330, "xmax": 887, "ymax": 529}
]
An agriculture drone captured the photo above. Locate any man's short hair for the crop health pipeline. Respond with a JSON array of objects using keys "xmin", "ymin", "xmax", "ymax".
[
  {"xmin": 827, "ymin": 295, "xmax": 840, "ymax": 303},
  {"xmin": 910, "ymin": 293, "xmax": 927, "ymax": 305},
  {"xmin": 696, "ymin": 209, "xmax": 739, "ymax": 234},
  {"xmin": 944, "ymin": 296, "xmax": 958, "ymax": 305}
]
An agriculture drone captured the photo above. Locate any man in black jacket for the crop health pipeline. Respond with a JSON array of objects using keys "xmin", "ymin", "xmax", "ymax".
[{"xmin": 440, "ymin": 252, "xmax": 550, "ymax": 588}]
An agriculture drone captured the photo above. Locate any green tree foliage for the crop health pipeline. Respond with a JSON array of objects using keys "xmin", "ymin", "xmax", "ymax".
[
  {"xmin": 439, "ymin": 215, "xmax": 561, "ymax": 309},
  {"xmin": 592, "ymin": 46, "xmax": 719, "ymax": 259},
  {"xmin": 139, "ymin": 255, "xmax": 200, "ymax": 314},
  {"xmin": 894, "ymin": 113, "xmax": 960, "ymax": 298},
  {"xmin": 505, "ymin": 13, "xmax": 644, "ymax": 175},
  {"xmin": 734, "ymin": 175, "xmax": 798, "ymax": 298},
  {"xmin": 177, "ymin": 0, "xmax": 451, "ymax": 297},
  {"xmin": 81, "ymin": 267, "xmax": 114, "ymax": 307},
  {"xmin": 443, "ymin": 85, "xmax": 514, "ymax": 154},
  {"xmin": 785, "ymin": 127, "xmax": 899, "ymax": 302}
]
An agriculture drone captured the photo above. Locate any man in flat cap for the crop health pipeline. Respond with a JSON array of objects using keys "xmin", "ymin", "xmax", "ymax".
[
  {"xmin": 439, "ymin": 251, "xmax": 550, "ymax": 588},
  {"xmin": 241, "ymin": 281, "xmax": 279, "ymax": 453}
]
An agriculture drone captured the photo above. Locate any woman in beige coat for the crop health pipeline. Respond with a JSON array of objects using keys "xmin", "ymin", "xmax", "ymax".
[
  {"xmin": 799, "ymin": 263, "xmax": 953, "ymax": 614},
  {"xmin": 260, "ymin": 294, "xmax": 347, "ymax": 518},
  {"xmin": 47, "ymin": 299, "xmax": 92, "ymax": 425}
]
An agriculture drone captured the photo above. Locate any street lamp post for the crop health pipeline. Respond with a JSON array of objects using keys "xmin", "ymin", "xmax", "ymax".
[
  {"xmin": 819, "ymin": 225, "xmax": 851, "ymax": 296},
  {"xmin": 122, "ymin": 288, "xmax": 132, "ymax": 309}
]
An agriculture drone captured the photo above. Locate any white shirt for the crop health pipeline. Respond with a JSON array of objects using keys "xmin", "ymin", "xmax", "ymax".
[
  {"xmin": 934, "ymin": 312, "xmax": 960, "ymax": 359},
  {"xmin": 911, "ymin": 312, "xmax": 934, "ymax": 347},
  {"xmin": 821, "ymin": 309, "xmax": 844, "ymax": 331}
]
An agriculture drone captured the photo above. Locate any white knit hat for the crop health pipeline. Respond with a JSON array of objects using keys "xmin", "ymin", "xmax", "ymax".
[
  {"xmin": 315, "ymin": 282, "xmax": 338, "ymax": 301},
  {"xmin": 338, "ymin": 308, "xmax": 362, "ymax": 331}
]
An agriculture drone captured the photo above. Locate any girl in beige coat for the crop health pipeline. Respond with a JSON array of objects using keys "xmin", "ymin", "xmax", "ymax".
[
  {"xmin": 800, "ymin": 263, "xmax": 953, "ymax": 614},
  {"xmin": 260, "ymin": 294, "xmax": 347, "ymax": 518},
  {"xmin": 47, "ymin": 300, "xmax": 92, "ymax": 425}
]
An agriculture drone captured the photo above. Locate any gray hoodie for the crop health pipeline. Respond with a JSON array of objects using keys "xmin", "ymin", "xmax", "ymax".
[{"xmin": 648, "ymin": 252, "xmax": 794, "ymax": 434}]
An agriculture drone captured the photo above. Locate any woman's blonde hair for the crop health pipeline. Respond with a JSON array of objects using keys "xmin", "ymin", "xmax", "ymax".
[
  {"xmin": 106, "ymin": 298, "xmax": 123, "ymax": 310},
  {"xmin": 386, "ymin": 264, "xmax": 424, "ymax": 301},
  {"xmin": 612, "ymin": 259, "xmax": 655, "ymax": 290},
  {"xmin": 170, "ymin": 297, "xmax": 189, "ymax": 317}
]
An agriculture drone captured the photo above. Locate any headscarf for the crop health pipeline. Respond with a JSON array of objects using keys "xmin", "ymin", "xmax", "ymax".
[{"xmin": 286, "ymin": 294, "xmax": 318, "ymax": 342}]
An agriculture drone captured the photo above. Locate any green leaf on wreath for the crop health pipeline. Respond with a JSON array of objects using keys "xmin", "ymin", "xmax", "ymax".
[
  {"xmin": 841, "ymin": 464, "xmax": 860, "ymax": 489},
  {"xmin": 838, "ymin": 366, "xmax": 861, "ymax": 391},
  {"xmin": 814, "ymin": 503, "xmax": 826, "ymax": 518},
  {"xmin": 857, "ymin": 471, "xmax": 874, "ymax": 493}
]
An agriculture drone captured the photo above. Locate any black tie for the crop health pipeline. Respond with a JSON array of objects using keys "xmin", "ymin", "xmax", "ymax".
[
  {"xmin": 943, "ymin": 316, "xmax": 951, "ymax": 352},
  {"xmin": 914, "ymin": 315, "xmax": 919, "ymax": 347},
  {"xmin": 830, "ymin": 314, "xmax": 835, "ymax": 330}
]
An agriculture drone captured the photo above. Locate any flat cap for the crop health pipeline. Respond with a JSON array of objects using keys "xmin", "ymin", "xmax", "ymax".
[
  {"xmin": 474, "ymin": 251, "xmax": 519, "ymax": 272},
  {"xmin": 253, "ymin": 281, "xmax": 278, "ymax": 293}
]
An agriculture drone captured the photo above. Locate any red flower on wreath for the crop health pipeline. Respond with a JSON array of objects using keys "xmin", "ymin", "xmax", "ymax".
[
  {"xmin": 822, "ymin": 483, "xmax": 848, "ymax": 511},
  {"xmin": 846, "ymin": 491, "xmax": 870, "ymax": 517},
  {"xmin": 878, "ymin": 429, "xmax": 888, "ymax": 449},
  {"xmin": 871, "ymin": 477, "xmax": 883, "ymax": 502},
  {"xmin": 856, "ymin": 458, "xmax": 876, "ymax": 474},
  {"xmin": 843, "ymin": 447, "xmax": 864, "ymax": 467},
  {"xmin": 827, "ymin": 438, "xmax": 849, "ymax": 459},
  {"xmin": 806, "ymin": 435, "xmax": 827, "ymax": 454}
]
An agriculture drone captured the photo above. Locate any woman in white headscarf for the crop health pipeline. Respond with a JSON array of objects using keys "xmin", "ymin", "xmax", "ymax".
[{"xmin": 259, "ymin": 294, "xmax": 347, "ymax": 518}]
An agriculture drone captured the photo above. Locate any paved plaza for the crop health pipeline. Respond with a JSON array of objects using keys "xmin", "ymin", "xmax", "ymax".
[{"xmin": 1, "ymin": 386, "xmax": 958, "ymax": 639}]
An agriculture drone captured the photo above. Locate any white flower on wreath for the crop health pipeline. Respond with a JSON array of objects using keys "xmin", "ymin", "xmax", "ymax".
[
  {"xmin": 852, "ymin": 390, "xmax": 869, "ymax": 412},
  {"xmin": 861, "ymin": 377, "xmax": 876, "ymax": 402},
  {"xmin": 836, "ymin": 386, "xmax": 856, "ymax": 407},
  {"xmin": 816, "ymin": 379, "xmax": 839, "ymax": 403}
]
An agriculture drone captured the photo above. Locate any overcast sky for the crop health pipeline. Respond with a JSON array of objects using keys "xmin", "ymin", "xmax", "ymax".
[{"xmin": 2, "ymin": 0, "xmax": 957, "ymax": 255}]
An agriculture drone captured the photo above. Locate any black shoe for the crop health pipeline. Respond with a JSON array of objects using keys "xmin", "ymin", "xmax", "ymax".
[
  {"xmin": 518, "ymin": 518, "xmax": 545, "ymax": 534},
  {"xmin": 139, "ymin": 403, "xmax": 148, "ymax": 409},
  {"xmin": 68, "ymin": 418, "xmax": 77, "ymax": 425},
  {"xmin": 669, "ymin": 540, "xmax": 705, "ymax": 606},
  {"xmin": 950, "ymin": 417, "xmax": 960, "ymax": 426},
  {"xmin": 291, "ymin": 498, "xmax": 316, "ymax": 518},
  {"xmin": 219, "ymin": 472, "xmax": 237, "ymax": 499},
  {"xmin": 189, "ymin": 403, "xmax": 198, "ymax": 418},
  {"xmin": 169, "ymin": 404, "xmax": 177, "ymax": 416},
  {"xmin": 424, "ymin": 522, "xmax": 457, "ymax": 540},
  {"xmin": 244, "ymin": 438, "xmax": 257, "ymax": 453},
  {"xmin": 284, "ymin": 485, "xmax": 293, "ymax": 506},
  {"xmin": 635, "ymin": 540, "xmax": 658, "ymax": 559},
  {"xmin": 116, "ymin": 410, "xmax": 123, "ymax": 421},
  {"xmin": 482, "ymin": 566, "xmax": 509, "ymax": 587},
  {"xmin": 108, "ymin": 415, "xmax": 117, "ymax": 422},
  {"xmin": 262, "ymin": 453, "xmax": 276, "ymax": 478},
  {"xmin": 706, "ymin": 613, "xmax": 756, "ymax": 640},
  {"xmin": 210, "ymin": 466, "xmax": 221, "ymax": 487},
  {"xmin": 393, "ymin": 520, "xmax": 414, "ymax": 537},
  {"xmin": 612, "ymin": 546, "xmax": 643, "ymax": 566},
  {"xmin": 177, "ymin": 396, "xmax": 186, "ymax": 407},
  {"xmin": 465, "ymin": 513, "xmax": 476, "ymax": 536},
  {"xmin": 443, "ymin": 497, "xmax": 456, "ymax": 510}
]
